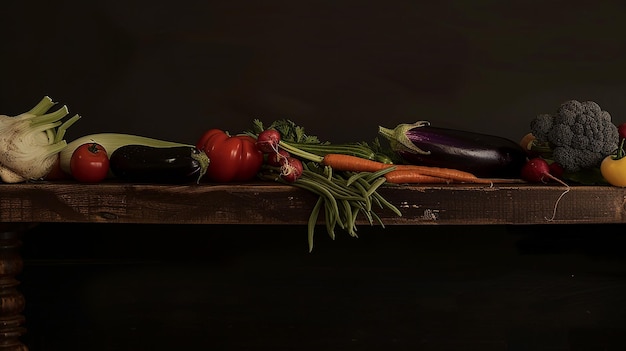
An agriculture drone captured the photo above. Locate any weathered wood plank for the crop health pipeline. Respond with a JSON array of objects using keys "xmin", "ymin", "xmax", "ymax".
[{"xmin": 1, "ymin": 182, "xmax": 625, "ymax": 225}]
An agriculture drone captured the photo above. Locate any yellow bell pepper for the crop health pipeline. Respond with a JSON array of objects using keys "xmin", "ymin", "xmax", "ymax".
[
  {"xmin": 601, "ymin": 123, "xmax": 626, "ymax": 187},
  {"xmin": 601, "ymin": 155, "xmax": 626, "ymax": 187}
]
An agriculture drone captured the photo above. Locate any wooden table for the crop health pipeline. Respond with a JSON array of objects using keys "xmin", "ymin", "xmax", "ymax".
[{"xmin": 1, "ymin": 181, "xmax": 625, "ymax": 350}]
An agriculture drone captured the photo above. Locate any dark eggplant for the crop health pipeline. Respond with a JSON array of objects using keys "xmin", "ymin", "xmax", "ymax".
[
  {"xmin": 378, "ymin": 121, "xmax": 527, "ymax": 178},
  {"xmin": 109, "ymin": 145, "xmax": 210, "ymax": 184}
]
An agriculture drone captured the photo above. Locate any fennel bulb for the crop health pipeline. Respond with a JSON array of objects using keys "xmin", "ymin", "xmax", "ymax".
[{"xmin": 0, "ymin": 96, "xmax": 80, "ymax": 183}]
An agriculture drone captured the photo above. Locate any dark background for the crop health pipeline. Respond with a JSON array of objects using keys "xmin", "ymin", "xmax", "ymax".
[
  {"xmin": 3, "ymin": 1, "xmax": 626, "ymax": 143},
  {"xmin": 2, "ymin": 1, "xmax": 626, "ymax": 350}
]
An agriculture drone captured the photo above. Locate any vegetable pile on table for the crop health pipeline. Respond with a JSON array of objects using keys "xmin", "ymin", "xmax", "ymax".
[
  {"xmin": 250, "ymin": 119, "xmax": 404, "ymax": 252},
  {"xmin": 521, "ymin": 99, "xmax": 621, "ymax": 185},
  {"xmin": 4, "ymin": 96, "xmax": 626, "ymax": 250},
  {"xmin": 247, "ymin": 119, "xmax": 527, "ymax": 251}
]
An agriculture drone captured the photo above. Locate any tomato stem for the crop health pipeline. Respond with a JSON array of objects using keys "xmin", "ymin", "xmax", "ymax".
[{"xmin": 87, "ymin": 143, "xmax": 101, "ymax": 154}]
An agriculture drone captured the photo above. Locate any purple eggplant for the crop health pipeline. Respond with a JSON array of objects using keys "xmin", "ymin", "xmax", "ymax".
[{"xmin": 378, "ymin": 121, "xmax": 528, "ymax": 178}]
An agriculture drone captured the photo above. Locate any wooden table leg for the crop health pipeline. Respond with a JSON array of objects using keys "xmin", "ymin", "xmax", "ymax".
[{"xmin": 0, "ymin": 226, "xmax": 29, "ymax": 351}]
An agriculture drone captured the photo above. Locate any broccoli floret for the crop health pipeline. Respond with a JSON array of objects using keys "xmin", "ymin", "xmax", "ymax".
[
  {"xmin": 530, "ymin": 113, "xmax": 553, "ymax": 140},
  {"xmin": 530, "ymin": 100, "xmax": 618, "ymax": 172}
]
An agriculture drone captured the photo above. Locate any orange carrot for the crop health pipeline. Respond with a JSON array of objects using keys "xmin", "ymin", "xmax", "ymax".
[
  {"xmin": 321, "ymin": 153, "xmax": 391, "ymax": 172},
  {"xmin": 320, "ymin": 153, "xmax": 490, "ymax": 183},
  {"xmin": 383, "ymin": 168, "xmax": 527, "ymax": 184},
  {"xmin": 280, "ymin": 143, "xmax": 398, "ymax": 172},
  {"xmin": 390, "ymin": 164, "xmax": 477, "ymax": 179},
  {"xmin": 383, "ymin": 170, "xmax": 451, "ymax": 184}
]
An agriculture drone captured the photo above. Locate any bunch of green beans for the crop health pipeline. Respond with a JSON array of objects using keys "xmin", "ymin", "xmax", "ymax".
[{"xmin": 259, "ymin": 163, "xmax": 402, "ymax": 252}]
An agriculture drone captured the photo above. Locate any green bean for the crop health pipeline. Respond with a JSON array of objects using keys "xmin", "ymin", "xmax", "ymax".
[
  {"xmin": 365, "ymin": 177, "xmax": 387, "ymax": 198},
  {"xmin": 324, "ymin": 165, "xmax": 333, "ymax": 181},
  {"xmin": 339, "ymin": 199, "xmax": 358, "ymax": 237},
  {"xmin": 323, "ymin": 200, "xmax": 337, "ymax": 240},
  {"xmin": 346, "ymin": 171, "xmax": 370, "ymax": 186},
  {"xmin": 356, "ymin": 203, "xmax": 374, "ymax": 225},
  {"xmin": 261, "ymin": 162, "xmax": 404, "ymax": 251},
  {"xmin": 302, "ymin": 171, "xmax": 361, "ymax": 199},
  {"xmin": 370, "ymin": 210, "xmax": 385, "ymax": 228},
  {"xmin": 363, "ymin": 166, "xmax": 397, "ymax": 182},
  {"xmin": 297, "ymin": 178, "xmax": 343, "ymax": 228},
  {"xmin": 350, "ymin": 180, "xmax": 372, "ymax": 212},
  {"xmin": 371, "ymin": 190, "xmax": 402, "ymax": 217},
  {"xmin": 307, "ymin": 197, "xmax": 324, "ymax": 252},
  {"xmin": 348, "ymin": 204, "xmax": 363, "ymax": 235}
]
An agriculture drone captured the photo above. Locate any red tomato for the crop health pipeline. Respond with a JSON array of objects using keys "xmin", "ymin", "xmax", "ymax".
[
  {"xmin": 196, "ymin": 129, "xmax": 264, "ymax": 182},
  {"xmin": 70, "ymin": 143, "xmax": 110, "ymax": 183}
]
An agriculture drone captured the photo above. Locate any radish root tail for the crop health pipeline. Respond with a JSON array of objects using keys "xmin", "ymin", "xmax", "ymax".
[{"xmin": 544, "ymin": 173, "xmax": 570, "ymax": 222}]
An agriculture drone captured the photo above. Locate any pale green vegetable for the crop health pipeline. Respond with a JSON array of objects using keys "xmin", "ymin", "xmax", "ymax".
[{"xmin": 0, "ymin": 96, "xmax": 80, "ymax": 183}]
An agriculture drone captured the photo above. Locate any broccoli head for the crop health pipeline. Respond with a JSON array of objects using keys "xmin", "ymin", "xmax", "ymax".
[{"xmin": 530, "ymin": 100, "xmax": 618, "ymax": 172}]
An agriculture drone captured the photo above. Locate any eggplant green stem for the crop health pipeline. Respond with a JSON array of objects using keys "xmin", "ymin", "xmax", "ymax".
[
  {"xmin": 191, "ymin": 150, "xmax": 210, "ymax": 183},
  {"xmin": 378, "ymin": 121, "xmax": 431, "ymax": 155}
]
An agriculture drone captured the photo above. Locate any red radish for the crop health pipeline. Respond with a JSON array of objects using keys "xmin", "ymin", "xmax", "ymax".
[
  {"xmin": 280, "ymin": 157, "xmax": 303, "ymax": 182},
  {"xmin": 267, "ymin": 149, "xmax": 290, "ymax": 167},
  {"xmin": 520, "ymin": 157, "xmax": 570, "ymax": 221},
  {"xmin": 256, "ymin": 129, "xmax": 281, "ymax": 154},
  {"xmin": 618, "ymin": 122, "xmax": 626, "ymax": 139},
  {"xmin": 521, "ymin": 157, "xmax": 564, "ymax": 184},
  {"xmin": 548, "ymin": 162, "xmax": 564, "ymax": 179}
]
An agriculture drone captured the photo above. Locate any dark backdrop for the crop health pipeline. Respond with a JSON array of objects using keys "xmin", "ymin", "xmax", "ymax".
[
  {"xmin": 2, "ymin": 0, "xmax": 626, "ymax": 144},
  {"xmin": 3, "ymin": 1, "xmax": 626, "ymax": 350}
]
